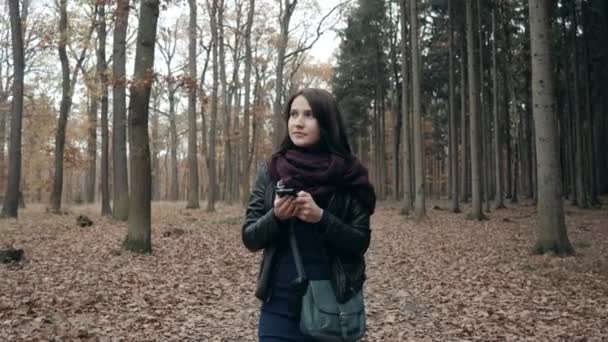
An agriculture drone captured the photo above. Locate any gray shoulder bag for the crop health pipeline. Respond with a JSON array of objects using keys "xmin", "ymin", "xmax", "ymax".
[{"xmin": 288, "ymin": 220, "xmax": 366, "ymax": 342}]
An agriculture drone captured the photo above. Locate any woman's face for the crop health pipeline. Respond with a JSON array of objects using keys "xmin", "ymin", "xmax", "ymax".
[{"xmin": 288, "ymin": 95, "xmax": 320, "ymax": 148}]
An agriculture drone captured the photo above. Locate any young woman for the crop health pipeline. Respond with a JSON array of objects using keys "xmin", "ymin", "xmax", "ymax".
[{"xmin": 242, "ymin": 88, "xmax": 376, "ymax": 341}]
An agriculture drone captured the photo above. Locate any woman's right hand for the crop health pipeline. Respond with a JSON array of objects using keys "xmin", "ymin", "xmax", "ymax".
[{"xmin": 273, "ymin": 195, "xmax": 297, "ymax": 221}]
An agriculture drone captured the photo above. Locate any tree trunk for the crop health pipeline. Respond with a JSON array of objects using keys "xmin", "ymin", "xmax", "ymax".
[
  {"xmin": 124, "ymin": 0, "xmax": 160, "ymax": 254},
  {"xmin": 168, "ymin": 93, "xmax": 178, "ymax": 201},
  {"xmin": 531, "ymin": 99, "xmax": 538, "ymax": 203},
  {"xmin": 50, "ymin": 0, "xmax": 93, "ymax": 212},
  {"xmin": 0, "ymin": 100, "xmax": 5, "ymax": 197},
  {"xmin": 501, "ymin": 7, "xmax": 513, "ymax": 200},
  {"xmin": 219, "ymin": 0, "xmax": 231, "ymax": 203},
  {"xmin": 232, "ymin": 85, "xmax": 241, "ymax": 201},
  {"xmin": 85, "ymin": 97, "xmax": 97, "ymax": 204},
  {"xmin": 227, "ymin": 2, "xmax": 243, "ymax": 203},
  {"xmin": 163, "ymin": 147, "xmax": 169, "ymax": 198},
  {"xmin": 380, "ymin": 89, "xmax": 387, "ymax": 198},
  {"xmin": 399, "ymin": 0, "xmax": 412, "ymax": 215},
  {"xmin": 581, "ymin": 3, "xmax": 599, "ymax": 206},
  {"xmin": 206, "ymin": 0, "xmax": 219, "ymax": 212},
  {"xmin": 466, "ymin": 0, "xmax": 484, "ymax": 220},
  {"xmin": 529, "ymin": 0, "xmax": 574, "ymax": 256},
  {"xmin": 1, "ymin": 0, "xmax": 25, "ymax": 218},
  {"xmin": 477, "ymin": 0, "xmax": 489, "ymax": 213},
  {"xmin": 448, "ymin": 0, "xmax": 460, "ymax": 213},
  {"xmin": 600, "ymin": 100, "xmax": 607, "ymax": 194},
  {"xmin": 492, "ymin": 9, "xmax": 504, "ymax": 209},
  {"xmin": 186, "ymin": 0, "xmax": 199, "ymax": 209},
  {"xmin": 566, "ymin": 69, "xmax": 577, "ymax": 204},
  {"xmin": 523, "ymin": 72, "xmax": 534, "ymax": 199},
  {"xmin": 241, "ymin": 0, "xmax": 255, "ymax": 205},
  {"xmin": 511, "ymin": 105, "xmax": 520, "ymax": 203},
  {"xmin": 409, "ymin": 0, "xmax": 425, "ymax": 221},
  {"xmin": 459, "ymin": 29, "xmax": 469, "ymax": 203},
  {"xmin": 272, "ymin": 0, "xmax": 297, "ymax": 148},
  {"xmin": 49, "ymin": 0, "xmax": 71, "ymax": 213},
  {"xmin": 392, "ymin": 90, "xmax": 400, "ymax": 200},
  {"xmin": 101, "ymin": 84, "xmax": 111, "ymax": 215},
  {"xmin": 571, "ymin": 0, "xmax": 587, "ymax": 209},
  {"xmin": 556, "ymin": 63, "xmax": 569, "ymax": 197},
  {"xmin": 198, "ymin": 36, "xmax": 212, "ymax": 202},
  {"xmin": 113, "ymin": 0, "xmax": 130, "ymax": 220},
  {"xmin": 98, "ymin": 1, "xmax": 111, "ymax": 215},
  {"xmin": 151, "ymin": 90, "xmax": 160, "ymax": 201},
  {"xmin": 250, "ymin": 67, "xmax": 262, "ymax": 170}
]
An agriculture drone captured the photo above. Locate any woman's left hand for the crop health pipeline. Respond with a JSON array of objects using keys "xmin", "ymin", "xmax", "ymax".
[{"xmin": 294, "ymin": 191, "xmax": 323, "ymax": 223}]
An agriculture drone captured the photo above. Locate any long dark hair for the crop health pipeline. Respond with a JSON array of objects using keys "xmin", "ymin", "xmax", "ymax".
[{"xmin": 277, "ymin": 88, "xmax": 352, "ymax": 156}]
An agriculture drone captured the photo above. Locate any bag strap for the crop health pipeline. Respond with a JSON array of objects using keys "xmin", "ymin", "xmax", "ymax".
[{"xmin": 288, "ymin": 219, "xmax": 307, "ymax": 279}]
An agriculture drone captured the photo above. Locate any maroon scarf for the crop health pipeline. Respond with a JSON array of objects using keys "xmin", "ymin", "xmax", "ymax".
[{"xmin": 269, "ymin": 148, "xmax": 376, "ymax": 214}]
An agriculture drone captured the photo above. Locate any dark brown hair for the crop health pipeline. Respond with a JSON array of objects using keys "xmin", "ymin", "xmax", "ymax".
[{"xmin": 278, "ymin": 88, "xmax": 352, "ymax": 156}]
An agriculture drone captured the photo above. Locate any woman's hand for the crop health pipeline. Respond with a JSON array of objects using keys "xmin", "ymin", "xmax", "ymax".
[
  {"xmin": 294, "ymin": 191, "xmax": 323, "ymax": 223},
  {"xmin": 273, "ymin": 195, "xmax": 298, "ymax": 221}
]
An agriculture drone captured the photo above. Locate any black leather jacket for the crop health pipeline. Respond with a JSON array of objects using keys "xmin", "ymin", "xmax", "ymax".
[{"xmin": 242, "ymin": 161, "xmax": 372, "ymax": 303}]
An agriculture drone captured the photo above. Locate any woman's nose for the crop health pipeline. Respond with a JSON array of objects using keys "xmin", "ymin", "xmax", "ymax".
[{"xmin": 293, "ymin": 115, "xmax": 304, "ymax": 126}]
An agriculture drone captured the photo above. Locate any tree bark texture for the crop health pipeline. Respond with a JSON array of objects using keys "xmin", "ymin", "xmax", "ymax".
[
  {"xmin": 186, "ymin": 0, "xmax": 199, "ymax": 209},
  {"xmin": 1, "ymin": 0, "xmax": 25, "ymax": 218},
  {"xmin": 124, "ymin": 0, "xmax": 160, "ymax": 254},
  {"xmin": 529, "ymin": 0, "xmax": 574, "ymax": 255},
  {"xmin": 409, "ymin": 0, "xmax": 425, "ymax": 221},
  {"xmin": 466, "ymin": 0, "xmax": 485, "ymax": 220},
  {"xmin": 112, "ymin": 0, "xmax": 131, "ymax": 220}
]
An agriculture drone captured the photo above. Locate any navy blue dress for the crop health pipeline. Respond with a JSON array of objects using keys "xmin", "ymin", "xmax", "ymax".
[{"xmin": 258, "ymin": 213, "xmax": 331, "ymax": 341}]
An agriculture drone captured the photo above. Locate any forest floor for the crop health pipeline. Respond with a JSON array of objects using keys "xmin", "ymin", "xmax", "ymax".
[{"xmin": 1, "ymin": 197, "xmax": 607, "ymax": 341}]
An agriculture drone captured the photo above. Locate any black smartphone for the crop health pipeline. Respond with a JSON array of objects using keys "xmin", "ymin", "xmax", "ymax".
[{"xmin": 276, "ymin": 188, "xmax": 296, "ymax": 197}]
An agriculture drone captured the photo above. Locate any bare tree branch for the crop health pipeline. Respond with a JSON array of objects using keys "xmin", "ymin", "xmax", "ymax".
[{"xmin": 283, "ymin": 1, "xmax": 345, "ymax": 62}]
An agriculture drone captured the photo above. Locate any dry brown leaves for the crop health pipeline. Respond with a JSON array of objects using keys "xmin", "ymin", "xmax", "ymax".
[{"xmin": 1, "ymin": 198, "xmax": 607, "ymax": 341}]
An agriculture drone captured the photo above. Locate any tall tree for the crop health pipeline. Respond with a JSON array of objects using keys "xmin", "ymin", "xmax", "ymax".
[
  {"xmin": 186, "ymin": 0, "xmax": 199, "ymax": 209},
  {"xmin": 1, "ymin": 0, "xmax": 25, "ymax": 218},
  {"xmin": 112, "ymin": 0, "xmax": 130, "ymax": 220},
  {"xmin": 522, "ymin": 18, "xmax": 534, "ymax": 201},
  {"xmin": 124, "ymin": 0, "xmax": 161, "ymax": 254},
  {"xmin": 49, "ymin": 1, "xmax": 95, "ymax": 212},
  {"xmin": 501, "ymin": 4, "xmax": 513, "ymax": 199},
  {"xmin": 409, "ymin": 0, "xmax": 425, "ymax": 220},
  {"xmin": 85, "ymin": 86, "xmax": 97, "ymax": 204},
  {"xmin": 466, "ymin": 0, "xmax": 484, "ymax": 220},
  {"xmin": 562, "ymin": 6, "xmax": 576, "ymax": 205},
  {"xmin": 491, "ymin": 6, "xmax": 504, "ymax": 209},
  {"xmin": 399, "ymin": 0, "xmax": 412, "ymax": 215},
  {"xmin": 581, "ymin": 0, "xmax": 599, "ymax": 206},
  {"xmin": 459, "ymin": 27, "xmax": 470, "ymax": 203},
  {"xmin": 333, "ymin": 0, "xmax": 388, "ymax": 171},
  {"xmin": 227, "ymin": 0, "xmax": 247, "ymax": 203},
  {"xmin": 197, "ymin": 33, "xmax": 212, "ymax": 202},
  {"xmin": 529, "ymin": 0, "xmax": 573, "ymax": 256},
  {"xmin": 569, "ymin": 0, "xmax": 587, "ymax": 208},
  {"xmin": 387, "ymin": 1, "xmax": 399, "ymax": 201},
  {"xmin": 272, "ymin": 0, "xmax": 297, "ymax": 147},
  {"xmin": 218, "ymin": 0, "xmax": 230, "ymax": 202},
  {"xmin": 206, "ymin": 0, "xmax": 219, "ymax": 212},
  {"xmin": 241, "ymin": 0, "xmax": 255, "ymax": 205},
  {"xmin": 150, "ymin": 87, "xmax": 161, "ymax": 201},
  {"xmin": 448, "ymin": 0, "xmax": 459, "ymax": 213},
  {"xmin": 477, "ymin": 0, "xmax": 489, "ymax": 213},
  {"xmin": 98, "ymin": 0, "xmax": 111, "ymax": 216}
]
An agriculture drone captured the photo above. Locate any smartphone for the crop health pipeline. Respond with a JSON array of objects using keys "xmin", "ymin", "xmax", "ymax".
[{"xmin": 276, "ymin": 187, "xmax": 296, "ymax": 197}]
